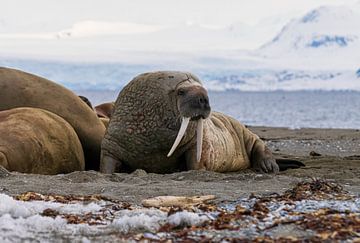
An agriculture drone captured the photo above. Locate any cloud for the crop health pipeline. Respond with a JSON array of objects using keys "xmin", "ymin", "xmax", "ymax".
[{"xmin": 56, "ymin": 21, "xmax": 166, "ymax": 38}]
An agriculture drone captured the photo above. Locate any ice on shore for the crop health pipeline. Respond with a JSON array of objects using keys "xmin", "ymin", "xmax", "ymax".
[
  {"xmin": 0, "ymin": 193, "xmax": 102, "ymax": 218},
  {"xmin": 111, "ymin": 209, "xmax": 167, "ymax": 233},
  {"xmin": 0, "ymin": 193, "xmax": 210, "ymax": 240},
  {"xmin": 1, "ymin": 191, "xmax": 359, "ymax": 241}
]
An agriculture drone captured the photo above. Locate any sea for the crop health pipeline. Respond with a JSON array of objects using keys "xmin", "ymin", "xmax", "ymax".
[
  {"xmin": 76, "ymin": 90, "xmax": 360, "ymax": 129},
  {"xmin": 1, "ymin": 59, "xmax": 360, "ymax": 129}
]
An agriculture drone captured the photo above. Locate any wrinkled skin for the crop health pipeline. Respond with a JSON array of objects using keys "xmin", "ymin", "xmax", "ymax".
[
  {"xmin": 0, "ymin": 67, "xmax": 105, "ymax": 170},
  {"xmin": 185, "ymin": 112, "xmax": 278, "ymax": 173},
  {"xmin": 0, "ymin": 108, "xmax": 85, "ymax": 174},
  {"xmin": 100, "ymin": 71, "xmax": 279, "ymax": 174}
]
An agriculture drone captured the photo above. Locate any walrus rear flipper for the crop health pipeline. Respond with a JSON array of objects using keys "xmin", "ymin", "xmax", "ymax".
[{"xmin": 275, "ymin": 159, "xmax": 305, "ymax": 171}]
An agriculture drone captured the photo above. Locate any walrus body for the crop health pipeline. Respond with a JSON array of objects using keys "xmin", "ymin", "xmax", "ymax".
[
  {"xmin": 0, "ymin": 108, "xmax": 85, "ymax": 174},
  {"xmin": 95, "ymin": 102, "xmax": 114, "ymax": 128},
  {"xmin": 185, "ymin": 111, "xmax": 277, "ymax": 172},
  {"xmin": 0, "ymin": 67, "xmax": 106, "ymax": 170},
  {"xmin": 99, "ymin": 117, "xmax": 110, "ymax": 128},
  {"xmin": 78, "ymin": 96, "xmax": 112, "ymax": 128},
  {"xmin": 95, "ymin": 102, "xmax": 115, "ymax": 119},
  {"xmin": 101, "ymin": 71, "xmax": 278, "ymax": 174}
]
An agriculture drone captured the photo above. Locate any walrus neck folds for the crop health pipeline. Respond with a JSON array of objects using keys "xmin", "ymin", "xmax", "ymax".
[{"xmin": 167, "ymin": 117, "xmax": 204, "ymax": 163}]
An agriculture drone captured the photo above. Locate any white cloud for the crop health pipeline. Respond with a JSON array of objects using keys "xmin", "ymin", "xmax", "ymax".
[
  {"xmin": 0, "ymin": 0, "xmax": 358, "ymax": 59},
  {"xmin": 1, "ymin": 0, "xmax": 358, "ymax": 31},
  {"xmin": 57, "ymin": 21, "xmax": 165, "ymax": 38}
]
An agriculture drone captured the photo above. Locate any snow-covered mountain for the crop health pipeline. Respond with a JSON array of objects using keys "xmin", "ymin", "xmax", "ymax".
[
  {"xmin": 1, "ymin": 3, "xmax": 360, "ymax": 91},
  {"xmin": 259, "ymin": 5, "xmax": 360, "ymax": 70},
  {"xmin": 201, "ymin": 4, "xmax": 360, "ymax": 91}
]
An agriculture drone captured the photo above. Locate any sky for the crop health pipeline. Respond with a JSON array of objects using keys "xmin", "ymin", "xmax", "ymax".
[
  {"xmin": 1, "ymin": 0, "xmax": 358, "ymax": 31},
  {"xmin": 0, "ymin": 0, "xmax": 359, "ymax": 60}
]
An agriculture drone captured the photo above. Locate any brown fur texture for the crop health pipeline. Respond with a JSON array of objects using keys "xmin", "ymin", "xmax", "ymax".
[
  {"xmin": 0, "ymin": 108, "xmax": 85, "ymax": 174},
  {"xmin": 101, "ymin": 71, "xmax": 278, "ymax": 174},
  {"xmin": 77, "ymin": 96, "xmax": 112, "ymax": 127},
  {"xmin": 0, "ymin": 67, "xmax": 105, "ymax": 170},
  {"xmin": 78, "ymin": 95, "xmax": 93, "ymax": 109},
  {"xmin": 99, "ymin": 117, "xmax": 110, "ymax": 128},
  {"xmin": 95, "ymin": 102, "xmax": 115, "ymax": 118}
]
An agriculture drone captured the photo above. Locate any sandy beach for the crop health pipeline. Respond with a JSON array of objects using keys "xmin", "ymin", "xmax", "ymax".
[
  {"xmin": 1, "ymin": 126, "xmax": 360, "ymax": 241},
  {"xmin": 1, "ymin": 126, "xmax": 359, "ymax": 202}
]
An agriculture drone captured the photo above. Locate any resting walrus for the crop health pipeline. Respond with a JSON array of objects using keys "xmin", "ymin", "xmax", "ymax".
[
  {"xmin": 0, "ymin": 67, "xmax": 105, "ymax": 170},
  {"xmin": 95, "ymin": 102, "xmax": 115, "ymax": 119},
  {"xmin": 78, "ymin": 96, "xmax": 114, "ymax": 128},
  {"xmin": 0, "ymin": 108, "xmax": 84, "ymax": 174},
  {"xmin": 100, "ymin": 71, "xmax": 282, "ymax": 174},
  {"xmin": 95, "ymin": 102, "xmax": 114, "ymax": 128}
]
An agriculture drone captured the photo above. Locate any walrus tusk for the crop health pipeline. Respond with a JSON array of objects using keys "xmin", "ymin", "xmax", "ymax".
[
  {"xmin": 167, "ymin": 117, "xmax": 190, "ymax": 157},
  {"xmin": 196, "ymin": 118, "xmax": 203, "ymax": 162}
]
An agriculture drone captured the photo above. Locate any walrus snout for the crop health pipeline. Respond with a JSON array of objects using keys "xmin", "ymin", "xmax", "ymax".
[
  {"xmin": 177, "ymin": 85, "xmax": 211, "ymax": 120},
  {"xmin": 190, "ymin": 94, "xmax": 210, "ymax": 118},
  {"xmin": 168, "ymin": 84, "xmax": 210, "ymax": 162}
]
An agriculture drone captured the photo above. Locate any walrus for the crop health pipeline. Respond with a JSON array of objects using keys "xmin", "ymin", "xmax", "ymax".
[
  {"xmin": 99, "ymin": 117, "xmax": 110, "ymax": 128},
  {"xmin": 0, "ymin": 107, "xmax": 85, "ymax": 174},
  {"xmin": 79, "ymin": 95, "xmax": 93, "ymax": 109},
  {"xmin": 78, "ymin": 95, "xmax": 114, "ymax": 119},
  {"xmin": 95, "ymin": 102, "xmax": 114, "ymax": 128},
  {"xmin": 0, "ymin": 67, "xmax": 105, "ymax": 170},
  {"xmin": 100, "ymin": 71, "xmax": 294, "ymax": 174},
  {"xmin": 78, "ymin": 96, "xmax": 113, "ymax": 128},
  {"xmin": 77, "ymin": 96, "xmax": 111, "ymax": 128},
  {"xmin": 95, "ymin": 102, "xmax": 115, "ymax": 119}
]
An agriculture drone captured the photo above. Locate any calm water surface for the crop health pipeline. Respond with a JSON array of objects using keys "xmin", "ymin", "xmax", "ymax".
[{"xmin": 76, "ymin": 90, "xmax": 360, "ymax": 129}]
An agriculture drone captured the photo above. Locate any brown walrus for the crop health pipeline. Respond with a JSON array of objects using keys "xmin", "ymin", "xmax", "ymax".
[
  {"xmin": 78, "ymin": 95, "xmax": 114, "ymax": 119},
  {"xmin": 0, "ymin": 107, "xmax": 85, "ymax": 174},
  {"xmin": 78, "ymin": 96, "xmax": 113, "ymax": 128},
  {"xmin": 95, "ymin": 102, "xmax": 114, "ymax": 128},
  {"xmin": 100, "ymin": 71, "xmax": 282, "ymax": 174},
  {"xmin": 99, "ymin": 117, "xmax": 110, "ymax": 128},
  {"xmin": 0, "ymin": 67, "xmax": 105, "ymax": 170},
  {"xmin": 95, "ymin": 102, "xmax": 115, "ymax": 119},
  {"xmin": 78, "ymin": 95, "xmax": 93, "ymax": 109}
]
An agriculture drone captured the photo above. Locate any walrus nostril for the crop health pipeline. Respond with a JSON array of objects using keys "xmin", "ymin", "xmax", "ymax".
[{"xmin": 198, "ymin": 96, "xmax": 209, "ymax": 108}]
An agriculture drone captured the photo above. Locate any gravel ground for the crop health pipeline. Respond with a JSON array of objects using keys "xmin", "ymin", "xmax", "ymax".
[{"xmin": 1, "ymin": 126, "xmax": 360, "ymax": 241}]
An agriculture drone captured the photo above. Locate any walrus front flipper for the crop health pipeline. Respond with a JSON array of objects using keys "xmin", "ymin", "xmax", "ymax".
[{"xmin": 275, "ymin": 159, "xmax": 305, "ymax": 171}]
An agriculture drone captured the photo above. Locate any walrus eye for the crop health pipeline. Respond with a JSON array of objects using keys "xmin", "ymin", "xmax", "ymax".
[{"xmin": 177, "ymin": 89, "xmax": 185, "ymax": 96}]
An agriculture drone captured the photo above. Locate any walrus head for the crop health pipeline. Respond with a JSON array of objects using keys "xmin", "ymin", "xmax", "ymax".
[{"xmin": 167, "ymin": 78, "xmax": 211, "ymax": 163}]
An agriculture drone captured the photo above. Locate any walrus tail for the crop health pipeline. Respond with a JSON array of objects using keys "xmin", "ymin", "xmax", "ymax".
[{"xmin": 275, "ymin": 159, "xmax": 305, "ymax": 171}]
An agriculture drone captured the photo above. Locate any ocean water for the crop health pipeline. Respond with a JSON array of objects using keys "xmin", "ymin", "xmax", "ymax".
[{"xmin": 76, "ymin": 90, "xmax": 360, "ymax": 129}]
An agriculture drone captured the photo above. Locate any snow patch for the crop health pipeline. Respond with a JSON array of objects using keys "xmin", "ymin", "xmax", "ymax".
[
  {"xmin": 0, "ymin": 193, "xmax": 102, "ymax": 218},
  {"xmin": 111, "ymin": 209, "xmax": 166, "ymax": 233},
  {"xmin": 0, "ymin": 193, "xmax": 214, "ymax": 240},
  {"xmin": 168, "ymin": 211, "xmax": 209, "ymax": 227},
  {"xmin": 0, "ymin": 214, "xmax": 67, "ymax": 241}
]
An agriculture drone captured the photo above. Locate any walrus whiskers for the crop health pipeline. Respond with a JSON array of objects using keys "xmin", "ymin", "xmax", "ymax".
[
  {"xmin": 196, "ymin": 118, "xmax": 203, "ymax": 162},
  {"xmin": 167, "ymin": 117, "xmax": 190, "ymax": 157}
]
